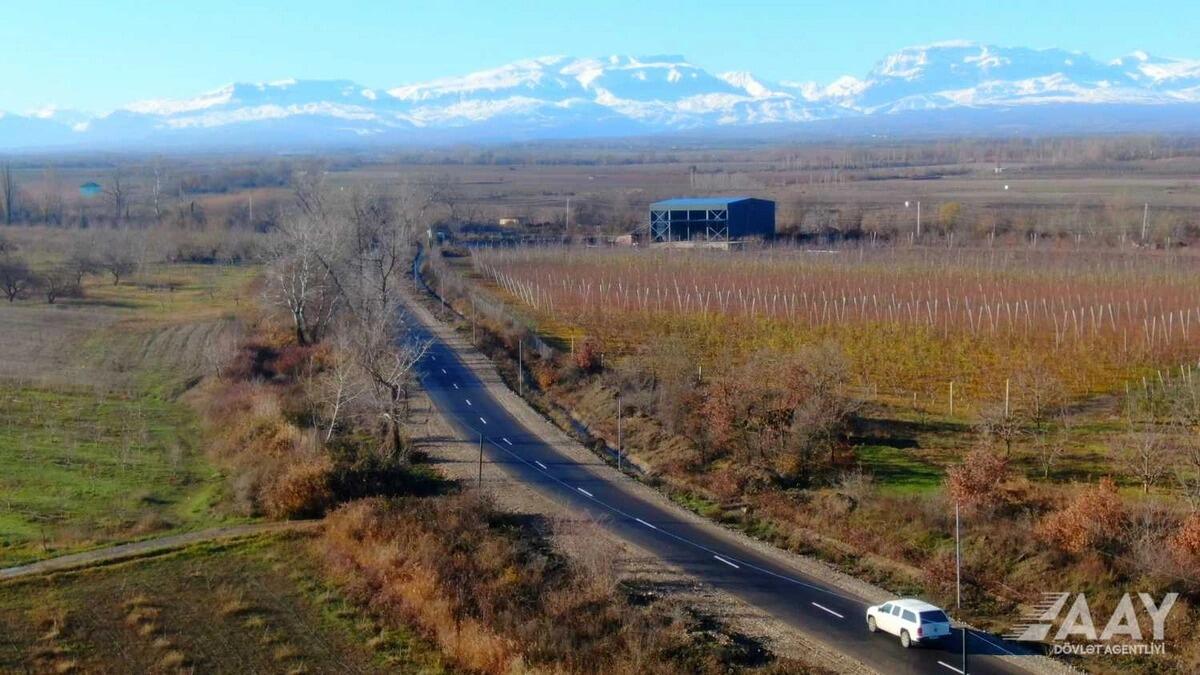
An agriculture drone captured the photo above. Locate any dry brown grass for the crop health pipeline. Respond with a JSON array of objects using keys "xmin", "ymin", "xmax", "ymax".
[{"xmin": 320, "ymin": 495, "xmax": 802, "ymax": 675}]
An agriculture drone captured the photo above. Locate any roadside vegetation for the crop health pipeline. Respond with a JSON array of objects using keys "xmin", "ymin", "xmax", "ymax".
[{"xmin": 431, "ymin": 242, "xmax": 1200, "ymax": 672}]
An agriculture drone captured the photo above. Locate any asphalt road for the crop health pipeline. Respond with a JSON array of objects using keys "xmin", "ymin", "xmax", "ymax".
[{"xmin": 407, "ymin": 262, "xmax": 1038, "ymax": 675}]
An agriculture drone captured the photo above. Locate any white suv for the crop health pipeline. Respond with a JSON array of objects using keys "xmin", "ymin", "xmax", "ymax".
[{"xmin": 866, "ymin": 598, "xmax": 952, "ymax": 648}]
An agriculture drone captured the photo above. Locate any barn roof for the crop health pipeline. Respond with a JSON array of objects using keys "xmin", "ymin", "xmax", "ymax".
[{"xmin": 650, "ymin": 196, "xmax": 760, "ymax": 209}]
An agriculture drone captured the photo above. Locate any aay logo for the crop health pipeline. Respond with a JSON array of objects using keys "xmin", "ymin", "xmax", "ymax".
[{"xmin": 1006, "ymin": 592, "xmax": 1177, "ymax": 656}]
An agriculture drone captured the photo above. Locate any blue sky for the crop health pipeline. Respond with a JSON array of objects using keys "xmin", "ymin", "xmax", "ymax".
[{"xmin": 6, "ymin": 0, "xmax": 1196, "ymax": 113}]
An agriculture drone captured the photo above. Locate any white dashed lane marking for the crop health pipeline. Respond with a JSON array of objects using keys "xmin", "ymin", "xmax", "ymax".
[
  {"xmin": 713, "ymin": 555, "xmax": 740, "ymax": 569},
  {"xmin": 937, "ymin": 662, "xmax": 965, "ymax": 674},
  {"xmin": 502, "ymin": 437, "xmax": 513, "ymax": 446},
  {"xmin": 635, "ymin": 518, "xmax": 657, "ymax": 530},
  {"xmin": 811, "ymin": 602, "xmax": 844, "ymax": 619},
  {"xmin": 534, "ymin": 460, "xmax": 548, "ymax": 470},
  {"xmin": 465, "ymin": 398, "xmax": 472, "ymax": 406},
  {"xmin": 479, "ymin": 417, "xmax": 487, "ymax": 425},
  {"xmin": 576, "ymin": 487, "xmax": 594, "ymax": 498}
]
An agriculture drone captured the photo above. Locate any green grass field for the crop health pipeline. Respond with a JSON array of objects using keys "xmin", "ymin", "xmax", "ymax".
[
  {"xmin": 0, "ymin": 532, "xmax": 446, "ymax": 674},
  {"xmin": 0, "ymin": 263, "xmax": 257, "ymax": 566},
  {"xmin": 0, "ymin": 384, "xmax": 232, "ymax": 566}
]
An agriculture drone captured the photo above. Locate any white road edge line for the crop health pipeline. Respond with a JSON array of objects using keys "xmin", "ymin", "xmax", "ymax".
[
  {"xmin": 635, "ymin": 518, "xmax": 657, "ymax": 529},
  {"xmin": 576, "ymin": 487, "xmax": 594, "ymax": 498},
  {"xmin": 937, "ymin": 661, "xmax": 965, "ymax": 674},
  {"xmin": 810, "ymin": 602, "xmax": 844, "ymax": 619},
  {"xmin": 534, "ymin": 460, "xmax": 548, "ymax": 470},
  {"xmin": 713, "ymin": 555, "xmax": 740, "ymax": 569}
]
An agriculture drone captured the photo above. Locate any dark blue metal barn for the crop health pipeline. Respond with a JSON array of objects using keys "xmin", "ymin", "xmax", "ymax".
[{"xmin": 648, "ymin": 196, "xmax": 775, "ymax": 243}]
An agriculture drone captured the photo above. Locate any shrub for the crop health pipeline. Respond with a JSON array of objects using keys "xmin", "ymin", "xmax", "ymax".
[
  {"xmin": 1170, "ymin": 513, "xmax": 1200, "ymax": 564},
  {"xmin": 1037, "ymin": 478, "xmax": 1127, "ymax": 554},
  {"xmin": 573, "ymin": 338, "xmax": 602, "ymax": 372},
  {"xmin": 946, "ymin": 447, "xmax": 1010, "ymax": 510},
  {"xmin": 262, "ymin": 456, "xmax": 334, "ymax": 519}
]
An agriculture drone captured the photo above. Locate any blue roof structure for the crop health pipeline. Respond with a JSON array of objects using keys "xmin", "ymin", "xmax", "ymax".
[{"xmin": 650, "ymin": 196, "xmax": 753, "ymax": 209}]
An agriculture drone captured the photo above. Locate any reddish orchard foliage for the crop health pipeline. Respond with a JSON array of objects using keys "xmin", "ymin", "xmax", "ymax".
[
  {"xmin": 946, "ymin": 447, "xmax": 1010, "ymax": 509},
  {"xmin": 474, "ymin": 246, "xmax": 1200, "ymax": 399},
  {"xmin": 1037, "ymin": 478, "xmax": 1127, "ymax": 554}
]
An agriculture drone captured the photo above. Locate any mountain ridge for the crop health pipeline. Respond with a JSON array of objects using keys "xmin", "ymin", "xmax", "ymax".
[{"xmin": 5, "ymin": 42, "xmax": 1200, "ymax": 150}]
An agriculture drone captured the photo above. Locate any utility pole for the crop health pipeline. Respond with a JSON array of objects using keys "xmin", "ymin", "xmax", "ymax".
[
  {"xmin": 1141, "ymin": 203, "xmax": 1149, "ymax": 241},
  {"xmin": 565, "ymin": 197, "xmax": 571, "ymax": 240},
  {"xmin": 617, "ymin": 392, "xmax": 623, "ymax": 472},
  {"xmin": 917, "ymin": 200, "xmax": 921, "ymax": 238},
  {"xmin": 949, "ymin": 381, "xmax": 955, "ymax": 416},
  {"xmin": 957, "ymin": 501, "xmax": 967, "ymax": 674},
  {"xmin": 248, "ymin": 193, "xmax": 254, "ymax": 224},
  {"xmin": 955, "ymin": 502, "xmax": 961, "ymax": 610}
]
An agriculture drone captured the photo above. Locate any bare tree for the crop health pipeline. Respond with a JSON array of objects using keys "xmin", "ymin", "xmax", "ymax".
[
  {"xmin": 65, "ymin": 237, "xmax": 100, "ymax": 286},
  {"xmin": 103, "ymin": 170, "xmax": 129, "ymax": 224},
  {"xmin": 265, "ymin": 214, "xmax": 339, "ymax": 345},
  {"xmin": 39, "ymin": 166, "xmax": 64, "ymax": 225},
  {"xmin": 292, "ymin": 162, "xmax": 328, "ymax": 222},
  {"xmin": 311, "ymin": 329, "xmax": 368, "ymax": 441},
  {"xmin": 1013, "ymin": 366, "xmax": 1067, "ymax": 436},
  {"xmin": 1, "ymin": 163, "xmax": 16, "ymax": 225},
  {"xmin": 351, "ymin": 314, "xmax": 430, "ymax": 459},
  {"xmin": 0, "ymin": 252, "xmax": 35, "ymax": 302},
  {"xmin": 1173, "ymin": 436, "xmax": 1200, "ymax": 511},
  {"xmin": 1033, "ymin": 414, "xmax": 1072, "ymax": 479},
  {"xmin": 150, "ymin": 159, "xmax": 165, "ymax": 223},
  {"xmin": 98, "ymin": 232, "xmax": 140, "ymax": 285},
  {"xmin": 975, "ymin": 403, "xmax": 1024, "ymax": 458},
  {"xmin": 40, "ymin": 266, "xmax": 81, "ymax": 304},
  {"xmin": 1116, "ymin": 431, "xmax": 1170, "ymax": 495}
]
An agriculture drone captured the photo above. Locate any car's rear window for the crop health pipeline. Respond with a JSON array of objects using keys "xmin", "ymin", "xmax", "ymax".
[{"xmin": 920, "ymin": 610, "xmax": 950, "ymax": 623}]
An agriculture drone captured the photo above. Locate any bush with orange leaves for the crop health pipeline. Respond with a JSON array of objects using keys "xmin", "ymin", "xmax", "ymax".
[
  {"xmin": 1170, "ymin": 513, "xmax": 1200, "ymax": 564},
  {"xmin": 1037, "ymin": 478, "xmax": 1127, "ymax": 554},
  {"xmin": 261, "ymin": 456, "xmax": 334, "ymax": 519},
  {"xmin": 945, "ymin": 447, "xmax": 1010, "ymax": 510}
]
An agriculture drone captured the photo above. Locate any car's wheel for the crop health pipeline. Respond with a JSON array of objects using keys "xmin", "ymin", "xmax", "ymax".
[
  {"xmin": 900, "ymin": 630, "xmax": 912, "ymax": 648},
  {"xmin": 867, "ymin": 616, "xmax": 878, "ymax": 633}
]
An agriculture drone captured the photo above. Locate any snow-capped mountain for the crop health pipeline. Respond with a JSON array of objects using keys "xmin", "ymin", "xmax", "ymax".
[{"xmin": 5, "ymin": 43, "xmax": 1200, "ymax": 150}]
